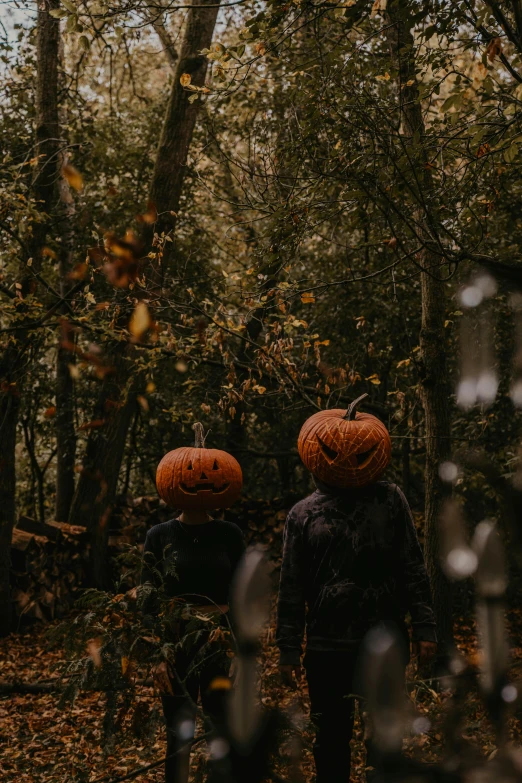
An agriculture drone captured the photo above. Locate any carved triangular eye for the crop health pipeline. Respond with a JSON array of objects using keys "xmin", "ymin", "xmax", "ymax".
[
  {"xmin": 187, "ymin": 462, "xmax": 193, "ymax": 470},
  {"xmin": 213, "ymin": 460, "xmax": 219, "ymax": 470},
  {"xmin": 355, "ymin": 443, "xmax": 378, "ymax": 466},
  {"xmin": 316, "ymin": 434, "xmax": 338, "ymax": 463}
]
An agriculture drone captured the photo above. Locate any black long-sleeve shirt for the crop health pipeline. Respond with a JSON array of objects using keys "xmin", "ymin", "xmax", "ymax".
[
  {"xmin": 276, "ymin": 481, "xmax": 437, "ymax": 665},
  {"xmin": 142, "ymin": 518, "xmax": 245, "ymax": 606}
]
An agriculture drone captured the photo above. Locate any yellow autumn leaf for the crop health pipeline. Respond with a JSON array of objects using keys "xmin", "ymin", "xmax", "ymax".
[
  {"xmin": 129, "ymin": 302, "xmax": 152, "ymax": 339},
  {"xmin": 121, "ymin": 656, "xmax": 130, "ymax": 676},
  {"xmin": 255, "ymin": 386, "xmax": 267, "ymax": 394},
  {"xmin": 180, "ymin": 73, "xmax": 192, "ymax": 87},
  {"xmin": 301, "ymin": 293, "xmax": 316, "ymax": 304},
  {"xmin": 87, "ymin": 638, "xmax": 102, "ymax": 668},
  {"xmin": 365, "ymin": 374, "xmax": 381, "ymax": 385},
  {"xmin": 209, "ymin": 676, "xmax": 232, "ymax": 691},
  {"xmin": 137, "ymin": 395, "xmax": 149, "ymax": 412},
  {"xmin": 62, "ymin": 164, "xmax": 83, "ymax": 191},
  {"xmin": 397, "ymin": 358, "xmax": 411, "ymax": 368},
  {"xmin": 370, "ymin": 0, "xmax": 387, "ymax": 17}
]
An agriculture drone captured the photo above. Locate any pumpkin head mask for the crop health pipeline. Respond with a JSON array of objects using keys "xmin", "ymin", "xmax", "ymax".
[
  {"xmin": 156, "ymin": 423, "xmax": 243, "ymax": 510},
  {"xmin": 297, "ymin": 394, "xmax": 391, "ymax": 489}
]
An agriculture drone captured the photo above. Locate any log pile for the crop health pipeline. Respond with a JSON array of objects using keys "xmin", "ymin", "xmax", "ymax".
[
  {"xmin": 9, "ymin": 492, "xmax": 299, "ymax": 623},
  {"xmin": 10, "ymin": 516, "xmax": 88, "ymax": 621}
]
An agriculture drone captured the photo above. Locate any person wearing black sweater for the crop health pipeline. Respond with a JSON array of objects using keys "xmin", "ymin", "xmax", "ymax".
[
  {"xmin": 276, "ymin": 479, "xmax": 437, "ymax": 783},
  {"xmin": 141, "ymin": 508, "xmax": 245, "ymax": 783}
]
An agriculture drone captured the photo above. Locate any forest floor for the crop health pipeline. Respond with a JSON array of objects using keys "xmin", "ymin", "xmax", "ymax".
[{"xmin": 1, "ymin": 609, "xmax": 522, "ymax": 783}]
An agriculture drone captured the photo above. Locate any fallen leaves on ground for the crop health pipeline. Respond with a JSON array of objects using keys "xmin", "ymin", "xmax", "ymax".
[{"xmin": 1, "ymin": 610, "xmax": 522, "ymax": 782}]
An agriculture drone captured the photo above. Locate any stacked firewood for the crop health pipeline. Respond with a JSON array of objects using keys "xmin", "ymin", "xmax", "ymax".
[
  {"xmin": 9, "ymin": 493, "xmax": 297, "ymax": 623},
  {"xmin": 10, "ymin": 516, "xmax": 88, "ymax": 621}
]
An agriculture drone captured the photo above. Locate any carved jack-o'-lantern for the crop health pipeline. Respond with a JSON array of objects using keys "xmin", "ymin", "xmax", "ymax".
[
  {"xmin": 298, "ymin": 394, "xmax": 391, "ymax": 489},
  {"xmin": 156, "ymin": 423, "xmax": 243, "ymax": 510}
]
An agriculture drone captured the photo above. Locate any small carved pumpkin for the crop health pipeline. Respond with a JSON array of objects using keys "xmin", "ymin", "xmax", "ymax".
[
  {"xmin": 297, "ymin": 394, "xmax": 391, "ymax": 489},
  {"xmin": 156, "ymin": 423, "xmax": 243, "ymax": 510}
]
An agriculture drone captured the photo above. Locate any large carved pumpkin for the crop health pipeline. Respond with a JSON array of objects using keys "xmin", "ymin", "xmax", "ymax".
[
  {"xmin": 156, "ymin": 423, "xmax": 243, "ymax": 510},
  {"xmin": 298, "ymin": 394, "xmax": 391, "ymax": 489}
]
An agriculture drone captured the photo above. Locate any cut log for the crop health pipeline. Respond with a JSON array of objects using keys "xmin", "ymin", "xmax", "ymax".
[
  {"xmin": 16, "ymin": 515, "xmax": 62, "ymax": 542},
  {"xmin": 11, "ymin": 528, "xmax": 48, "ymax": 552},
  {"xmin": 10, "ymin": 517, "xmax": 88, "ymax": 623}
]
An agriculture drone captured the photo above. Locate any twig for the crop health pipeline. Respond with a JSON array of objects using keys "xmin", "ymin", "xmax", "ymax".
[{"xmin": 88, "ymin": 734, "xmax": 207, "ymax": 783}]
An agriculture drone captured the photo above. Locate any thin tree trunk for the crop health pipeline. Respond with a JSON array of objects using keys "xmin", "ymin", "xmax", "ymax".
[
  {"xmin": 0, "ymin": 352, "xmax": 21, "ymax": 636},
  {"xmin": 54, "ymin": 27, "xmax": 78, "ymax": 522},
  {"xmin": 68, "ymin": 349, "xmax": 138, "ymax": 588},
  {"xmin": 70, "ymin": 0, "xmax": 222, "ymax": 588},
  {"xmin": 29, "ymin": 0, "xmax": 61, "ymax": 277},
  {"xmin": 385, "ymin": 0, "xmax": 453, "ymax": 652},
  {"xmin": 55, "ymin": 322, "xmax": 77, "ymax": 521},
  {"xmin": 0, "ymin": 0, "xmax": 60, "ymax": 635},
  {"xmin": 55, "ymin": 170, "xmax": 77, "ymax": 522}
]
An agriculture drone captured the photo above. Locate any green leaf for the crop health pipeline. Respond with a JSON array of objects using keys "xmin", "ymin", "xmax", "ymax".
[
  {"xmin": 504, "ymin": 144, "xmax": 518, "ymax": 163},
  {"xmin": 78, "ymin": 35, "xmax": 90, "ymax": 51},
  {"xmin": 50, "ymin": 8, "xmax": 68, "ymax": 17},
  {"xmin": 441, "ymin": 93, "xmax": 461, "ymax": 112},
  {"xmin": 66, "ymin": 13, "xmax": 78, "ymax": 32},
  {"xmin": 61, "ymin": 0, "xmax": 77, "ymax": 12}
]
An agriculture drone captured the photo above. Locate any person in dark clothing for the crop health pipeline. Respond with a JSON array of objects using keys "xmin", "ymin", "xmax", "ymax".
[
  {"xmin": 142, "ymin": 508, "xmax": 245, "ymax": 783},
  {"xmin": 276, "ymin": 478, "xmax": 437, "ymax": 783}
]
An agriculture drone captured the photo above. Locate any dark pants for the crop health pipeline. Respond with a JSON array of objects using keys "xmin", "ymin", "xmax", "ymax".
[
  {"xmin": 305, "ymin": 649, "xmax": 406, "ymax": 783},
  {"xmin": 161, "ymin": 644, "xmax": 230, "ymax": 783}
]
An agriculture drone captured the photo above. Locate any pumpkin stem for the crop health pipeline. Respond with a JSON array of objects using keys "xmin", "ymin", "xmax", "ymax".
[
  {"xmin": 344, "ymin": 393, "xmax": 368, "ymax": 421},
  {"xmin": 192, "ymin": 422, "xmax": 206, "ymax": 448}
]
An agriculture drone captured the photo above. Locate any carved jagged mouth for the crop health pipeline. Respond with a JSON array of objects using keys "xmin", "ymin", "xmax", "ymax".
[
  {"xmin": 316, "ymin": 435, "xmax": 338, "ymax": 464},
  {"xmin": 355, "ymin": 443, "xmax": 379, "ymax": 467},
  {"xmin": 179, "ymin": 482, "xmax": 230, "ymax": 495}
]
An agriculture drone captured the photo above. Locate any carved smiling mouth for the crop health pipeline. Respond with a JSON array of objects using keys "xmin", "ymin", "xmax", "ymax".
[
  {"xmin": 179, "ymin": 482, "xmax": 230, "ymax": 494},
  {"xmin": 355, "ymin": 442, "xmax": 379, "ymax": 467}
]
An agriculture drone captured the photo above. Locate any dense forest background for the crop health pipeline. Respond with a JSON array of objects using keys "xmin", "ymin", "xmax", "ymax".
[{"xmin": 2, "ymin": 0, "xmax": 522, "ymax": 777}]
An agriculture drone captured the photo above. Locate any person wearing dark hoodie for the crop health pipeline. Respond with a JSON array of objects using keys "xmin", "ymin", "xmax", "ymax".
[
  {"xmin": 276, "ymin": 397, "xmax": 437, "ymax": 783},
  {"xmin": 142, "ymin": 424, "xmax": 245, "ymax": 783}
]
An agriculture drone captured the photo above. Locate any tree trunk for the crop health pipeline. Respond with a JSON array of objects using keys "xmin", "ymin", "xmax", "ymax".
[
  {"xmin": 29, "ymin": 0, "xmax": 61, "ymax": 276},
  {"xmin": 70, "ymin": 0, "xmax": 222, "ymax": 587},
  {"xmin": 149, "ymin": 0, "xmax": 222, "ymax": 241},
  {"xmin": 68, "ymin": 349, "xmax": 138, "ymax": 588},
  {"xmin": 0, "ymin": 0, "xmax": 60, "ymax": 635},
  {"xmin": 419, "ymin": 250, "xmax": 453, "ymax": 652},
  {"xmin": 385, "ymin": 0, "xmax": 453, "ymax": 652},
  {"xmin": 0, "ymin": 356, "xmax": 21, "ymax": 636},
  {"xmin": 54, "ymin": 152, "xmax": 78, "ymax": 522},
  {"xmin": 55, "ymin": 321, "xmax": 77, "ymax": 521}
]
